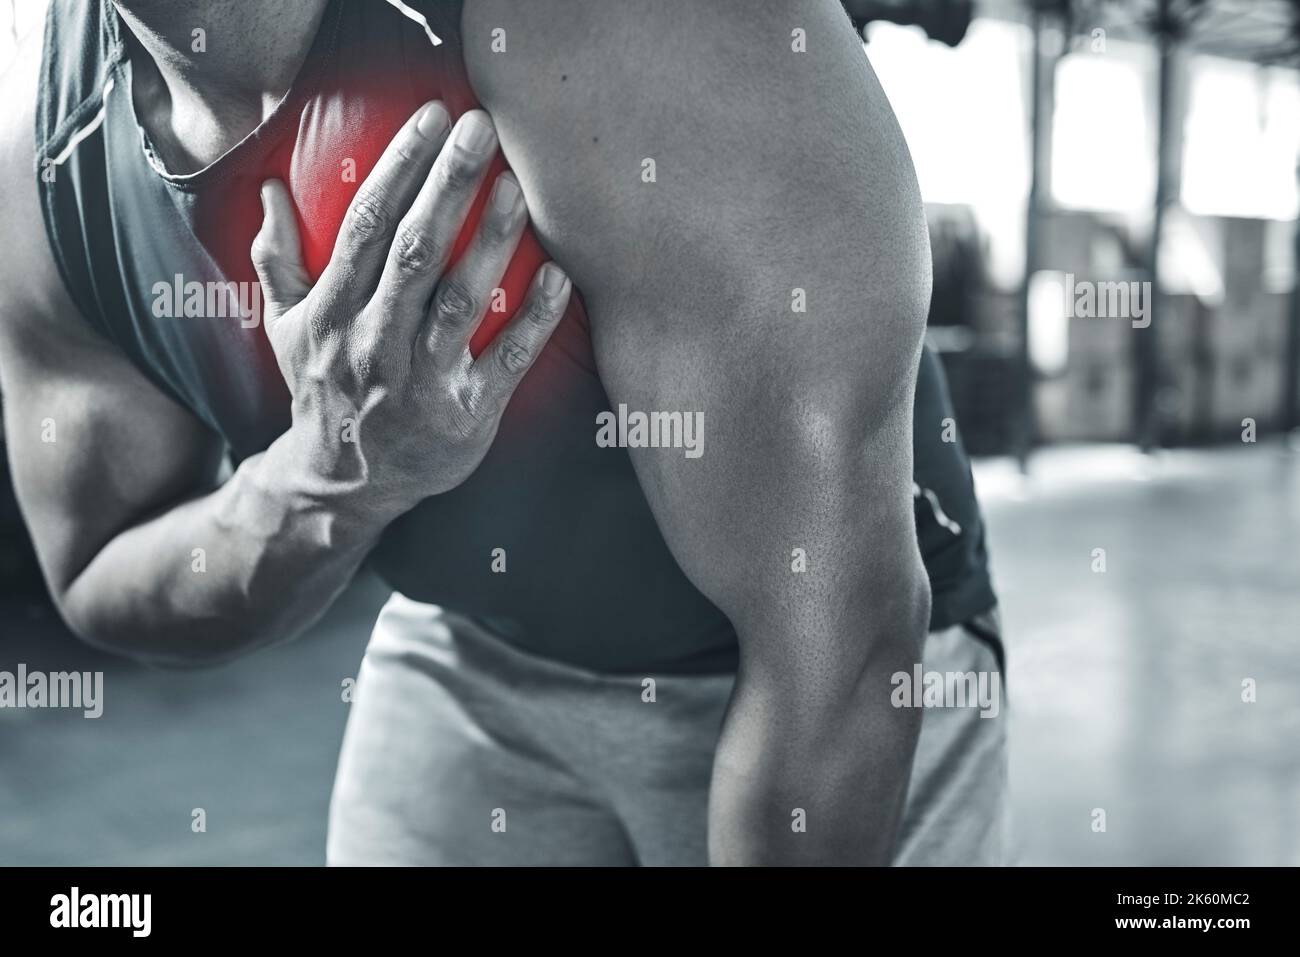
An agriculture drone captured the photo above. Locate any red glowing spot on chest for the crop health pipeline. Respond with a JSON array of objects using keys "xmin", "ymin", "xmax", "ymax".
[{"xmin": 280, "ymin": 79, "xmax": 548, "ymax": 358}]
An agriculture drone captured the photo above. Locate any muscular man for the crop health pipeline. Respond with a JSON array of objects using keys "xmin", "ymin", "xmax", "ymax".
[{"xmin": 0, "ymin": 0, "xmax": 1003, "ymax": 865}]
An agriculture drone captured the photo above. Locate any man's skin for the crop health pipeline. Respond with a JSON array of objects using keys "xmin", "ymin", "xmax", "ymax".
[{"xmin": 0, "ymin": 0, "xmax": 931, "ymax": 865}]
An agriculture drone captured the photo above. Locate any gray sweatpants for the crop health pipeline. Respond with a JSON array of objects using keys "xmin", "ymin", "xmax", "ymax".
[{"xmin": 327, "ymin": 593, "xmax": 1008, "ymax": 866}]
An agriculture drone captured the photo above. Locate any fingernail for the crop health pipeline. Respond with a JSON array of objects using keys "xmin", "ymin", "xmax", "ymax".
[
  {"xmin": 541, "ymin": 263, "xmax": 567, "ymax": 296},
  {"xmin": 491, "ymin": 173, "xmax": 521, "ymax": 213},
  {"xmin": 459, "ymin": 112, "xmax": 495, "ymax": 153},
  {"xmin": 416, "ymin": 102, "xmax": 450, "ymax": 140}
]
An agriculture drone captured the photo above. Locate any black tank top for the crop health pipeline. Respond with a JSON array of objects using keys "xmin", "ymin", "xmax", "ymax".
[{"xmin": 35, "ymin": 0, "xmax": 996, "ymax": 674}]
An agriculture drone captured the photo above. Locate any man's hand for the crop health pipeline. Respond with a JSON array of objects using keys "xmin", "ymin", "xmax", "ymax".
[
  {"xmin": 0, "ymin": 82, "xmax": 568, "ymax": 665},
  {"xmin": 251, "ymin": 103, "xmax": 571, "ymax": 520}
]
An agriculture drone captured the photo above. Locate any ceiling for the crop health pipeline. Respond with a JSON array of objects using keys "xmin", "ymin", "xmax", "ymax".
[{"xmin": 978, "ymin": 0, "xmax": 1300, "ymax": 63}]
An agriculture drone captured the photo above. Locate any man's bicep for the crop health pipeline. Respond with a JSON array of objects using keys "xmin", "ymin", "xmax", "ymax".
[{"xmin": 463, "ymin": 0, "xmax": 931, "ymax": 640}]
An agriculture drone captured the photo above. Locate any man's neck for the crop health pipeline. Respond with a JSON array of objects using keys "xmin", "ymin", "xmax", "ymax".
[{"xmin": 113, "ymin": 0, "xmax": 330, "ymax": 173}]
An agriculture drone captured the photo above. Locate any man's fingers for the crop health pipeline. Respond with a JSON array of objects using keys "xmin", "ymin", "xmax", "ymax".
[
  {"xmin": 318, "ymin": 100, "xmax": 450, "ymax": 313},
  {"xmin": 250, "ymin": 180, "xmax": 311, "ymax": 329},
  {"xmin": 373, "ymin": 110, "xmax": 499, "ymax": 341},
  {"xmin": 470, "ymin": 262, "xmax": 572, "ymax": 409},
  {"xmin": 422, "ymin": 170, "xmax": 527, "ymax": 369}
]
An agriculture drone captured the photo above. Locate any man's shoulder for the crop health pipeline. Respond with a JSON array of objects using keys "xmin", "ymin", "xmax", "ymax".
[
  {"xmin": 458, "ymin": 0, "xmax": 751, "ymax": 98},
  {"xmin": 457, "ymin": 0, "xmax": 930, "ymax": 362}
]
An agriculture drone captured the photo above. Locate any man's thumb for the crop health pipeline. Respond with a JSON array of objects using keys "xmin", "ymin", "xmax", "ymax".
[{"xmin": 250, "ymin": 180, "xmax": 311, "ymax": 324}]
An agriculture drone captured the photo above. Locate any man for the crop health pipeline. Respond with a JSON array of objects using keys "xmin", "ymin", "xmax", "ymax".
[{"xmin": 0, "ymin": 0, "xmax": 1003, "ymax": 865}]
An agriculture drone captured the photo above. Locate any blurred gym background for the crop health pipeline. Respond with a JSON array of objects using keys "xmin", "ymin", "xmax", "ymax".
[{"xmin": 2, "ymin": 0, "xmax": 1298, "ymax": 865}]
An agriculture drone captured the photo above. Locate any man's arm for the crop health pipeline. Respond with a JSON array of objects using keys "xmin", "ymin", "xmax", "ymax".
[
  {"xmin": 0, "ymin": 29, "xmax": 372, "ymax": 665},
  {"xmin": 463, "ymin": 0, "xmax": 932, "ymax": 863},
  {"xmin": 0, "ymin": 28, "xmax": 567, "ymax": 667}
]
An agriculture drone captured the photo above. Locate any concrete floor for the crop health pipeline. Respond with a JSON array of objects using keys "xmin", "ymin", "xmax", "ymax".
[
  {"xmin": 982, "ymin": 442, "xmax": 1300, "ymax": 866},
  {"xmin": 1, "ymin": 441, "xmax": 1297, "ymax": 865}
]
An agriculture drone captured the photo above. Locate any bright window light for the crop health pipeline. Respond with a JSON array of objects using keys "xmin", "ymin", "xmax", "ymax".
[
  {"xmin": 1028, "ymin": 270, "xmax": 1070, "ymax": 377},
  {"xmin": 866, "ymin": 19, "xmax": 1031, "ymax": 208},
  {"xmin": 1052, "ymin": 43, "xmax": 1157, "ymax": 213},
  {"xmin": 866, "ymin": 19, "xmax": 1032, "ymax": 287},
  {"xmin": 1181, "ymin": 57, "xmax": 1300, "ymax": 221}
]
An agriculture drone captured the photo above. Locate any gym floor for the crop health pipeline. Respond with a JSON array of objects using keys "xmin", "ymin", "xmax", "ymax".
[{"xmin": 2, "ymin": 441, "xmax": 1297, "ymax": 865}]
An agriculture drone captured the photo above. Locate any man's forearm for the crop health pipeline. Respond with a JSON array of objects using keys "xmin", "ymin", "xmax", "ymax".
[
  {"xmin": 58, "ymin": 427, "xmax": 392, "ymax": 667},
  {"xmin": 708, "ymin": 581, "xmax": 929, "ymax": 866}
]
